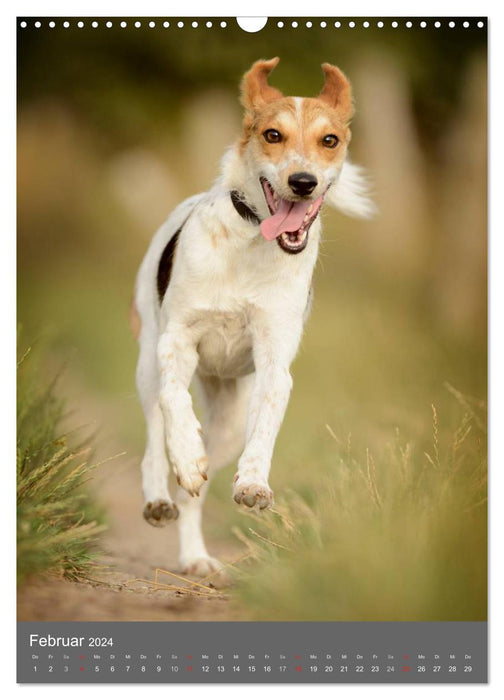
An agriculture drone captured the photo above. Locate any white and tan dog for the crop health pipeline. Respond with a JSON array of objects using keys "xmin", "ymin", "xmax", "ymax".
[{"xmin": 131, "ymin": 58, "xmax": 374, "ymax": 577}]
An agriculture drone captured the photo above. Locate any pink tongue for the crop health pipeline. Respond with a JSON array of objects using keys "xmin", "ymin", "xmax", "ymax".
[{"xmin": 260, "ymin": 198, "xmax": 315, "ymax": 241}]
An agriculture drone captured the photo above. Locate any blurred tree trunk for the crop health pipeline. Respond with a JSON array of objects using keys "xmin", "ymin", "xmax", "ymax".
[
  {"xmin": 433, "ymin": 55, "xmax": 487, "ymax": 339},
  {"xmin": 181, "ymin": 89, "xmax": 241, "ymax": 191},
  {"xmin": 352, "ymin": 52, "xmax": 430, "ymax": 279},
  {"xmin": 107, "ymin": 148, "xmax": 181, "ymax": 235}
]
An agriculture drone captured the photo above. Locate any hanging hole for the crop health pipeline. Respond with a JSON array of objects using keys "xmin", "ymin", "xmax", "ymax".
[{"xmin": 237, "ymin": 17, "xmax": 267, "ymax": 32}]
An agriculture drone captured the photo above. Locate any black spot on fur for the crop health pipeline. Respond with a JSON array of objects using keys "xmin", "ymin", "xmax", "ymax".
[{"xmin": 157, "ymin": 229, "xmax": 181, "ymax": 304}]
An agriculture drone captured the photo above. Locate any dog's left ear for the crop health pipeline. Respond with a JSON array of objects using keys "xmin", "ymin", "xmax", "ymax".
[
  {"xmin": 318, "ymin": 63, "xmax": 354, "ymax": 123},
  {"xmin": 241, "ymin": 57, "xmax": 283, "ymax": 112}
]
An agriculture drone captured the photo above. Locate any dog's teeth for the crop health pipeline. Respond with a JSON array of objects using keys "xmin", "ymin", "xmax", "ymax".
[
  {"xmin": 279, "ymin": 228, "xmax": 309, "ymax": 249},
  {"xmin": 307, "ymin": 204, "xmax": 313, "ymax": 214}
]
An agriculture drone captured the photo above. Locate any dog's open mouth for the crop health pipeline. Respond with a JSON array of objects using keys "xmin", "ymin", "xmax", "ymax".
[{"xmin": 259, "ymin": 178, "xmax": 324, "ymax": 254}]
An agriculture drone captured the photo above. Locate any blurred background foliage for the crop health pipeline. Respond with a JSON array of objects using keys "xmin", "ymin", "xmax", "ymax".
[{"xmin": 17, "ymin": 19, "xmax": 486, "ymax": 620}]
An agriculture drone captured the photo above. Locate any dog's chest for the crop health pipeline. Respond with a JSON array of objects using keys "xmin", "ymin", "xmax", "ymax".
[{"xmin": 193, "ymin": 311, "xmax": 254, "ymax": 378}]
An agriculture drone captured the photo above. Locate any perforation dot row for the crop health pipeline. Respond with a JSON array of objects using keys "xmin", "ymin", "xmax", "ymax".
[
  {"xmin": 18, "ymin": 20, "xmax": 228, "ymax": 29},
  {"xmin": 19, "ymin": 19, "xmax": 486, "ymax": 30},
  {"xmin": 278, "ymin": 19, "xmax": 485, "ymax": 29}
]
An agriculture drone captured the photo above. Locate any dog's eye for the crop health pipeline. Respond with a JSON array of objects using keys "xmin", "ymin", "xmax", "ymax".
[
  {"xmin": 322, "ymin": 134, "xmax": 339, "ymax": 148},
  {"xmin": 263, "ymin": 129, "xmax": 283, "ymax": 144}
]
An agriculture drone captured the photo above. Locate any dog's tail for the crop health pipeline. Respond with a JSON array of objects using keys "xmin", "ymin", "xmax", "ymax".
[{"xmin": 326, "ymin": 160, "xmax": 377, "ymax": 219}]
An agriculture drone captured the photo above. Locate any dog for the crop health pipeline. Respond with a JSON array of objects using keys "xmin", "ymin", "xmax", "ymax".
[{"xmin": 131, "ymin": 57, "xmax": 374, "ymax": 578}]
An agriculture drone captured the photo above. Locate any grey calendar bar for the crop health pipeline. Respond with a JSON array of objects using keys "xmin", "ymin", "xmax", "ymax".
[{"xmin": 17, "ymin": 621, "xmax": 487, "ymax": 683}]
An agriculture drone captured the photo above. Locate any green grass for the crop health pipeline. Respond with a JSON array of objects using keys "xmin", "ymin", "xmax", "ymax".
[
  {"xmin": 232, "ymin": 390, "xmax": 486, "ymax": 621},
  {"xmin": 17, "ymin": 344, "xmax": 107, "ymax": 584}
]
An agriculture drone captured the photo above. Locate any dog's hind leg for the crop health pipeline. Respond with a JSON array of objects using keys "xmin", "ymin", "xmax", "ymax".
[
  {"xmin": 136, "ymin": 329, "xmax": 179, "ymax": 526},
  {"xmin": 176, "ymin": 374, "xmax": 253, "ymax": 580},
  {"xmin": 199, "ymin": 374, "xmax": 253, "ymax": 472}
]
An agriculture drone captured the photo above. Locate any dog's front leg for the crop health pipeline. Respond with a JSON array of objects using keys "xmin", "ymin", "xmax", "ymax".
[
  {"xmin": 233, "ymin": 313, "xmax": 302, "ymax": 510},
  {"xmin": 158, "ymin": 326, "xmax": 208, "ymax": 496}
]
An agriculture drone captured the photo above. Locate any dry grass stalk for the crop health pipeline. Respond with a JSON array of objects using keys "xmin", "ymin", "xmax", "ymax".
[
  {"xmin": 154, "ymin": 568, "xmax": 216, "ymax": 592},
  {"xmin": 362, "ymin": 448, "xmax": 382, "ymax": 510},
  {"xmin": 445, "ymin": 383, "xmax": 486, "ymax": 432},
  {"xmin": 124, "ymin": 577, "xmax": 224, "ymax": 598},
  {"xmin": 248, "ymin": 527, "xmax": 294, "ymax": 552}
]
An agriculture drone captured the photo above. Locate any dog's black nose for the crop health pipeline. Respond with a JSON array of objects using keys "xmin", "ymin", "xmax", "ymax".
[{"xmin": 288, "ymin": 172, "xmax": 318, "ymax": 196}]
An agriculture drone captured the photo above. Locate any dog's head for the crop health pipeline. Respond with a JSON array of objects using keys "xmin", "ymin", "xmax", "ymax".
[{"xmin": 239, "ymin": 57, "xmax": 356, "ymax": 254}]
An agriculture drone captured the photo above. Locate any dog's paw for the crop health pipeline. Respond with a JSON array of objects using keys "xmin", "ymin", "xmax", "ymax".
[
  {"xmin": 143, "ymin": 499, "xmax": 179, "ymax": 527},
  {"xmin": 233, "ymin": 477, "xmax": 274, "ymax": 510},
  {"xmin": 174, "ymin": 457, "xmax": 209, "ymax": 497},
  {"xmin": 181, "ymin": 556, "xmax": 230, "ymax": 587}
]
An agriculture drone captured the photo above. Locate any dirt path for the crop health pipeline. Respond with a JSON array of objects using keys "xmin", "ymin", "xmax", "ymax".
[
  {"xmin": 18, "ymin": 457, "xmax": 246, "ymax": 621},
  {"xmin": 18, "ymin": 376, "xmax": 247, "ymax": 622}
]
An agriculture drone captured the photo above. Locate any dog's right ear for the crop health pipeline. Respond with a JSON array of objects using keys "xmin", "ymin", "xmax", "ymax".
[{"xmin": 240, "ymin": 58, "xmax": 283, "ymax": 112}]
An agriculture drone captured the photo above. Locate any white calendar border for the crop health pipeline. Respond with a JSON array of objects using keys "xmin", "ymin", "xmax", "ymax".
[
  {"xmin": 3, "ymin": 0, "xmax": 502, "ymax": 698},
  {"xmin": 5, "ymin": 0, "xmax": 500, "ymax": 17}
]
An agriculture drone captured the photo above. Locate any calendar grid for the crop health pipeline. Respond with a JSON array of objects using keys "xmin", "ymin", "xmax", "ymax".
[{"xmin": 18, "ymin": 621, "xmax": 487, "ymax": 683}]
